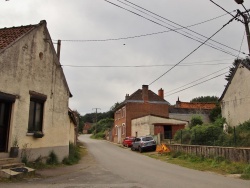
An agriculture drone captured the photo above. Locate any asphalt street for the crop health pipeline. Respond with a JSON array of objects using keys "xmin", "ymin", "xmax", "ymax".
[{"xmin": 0, "ymin": 134, "xmax": 249, "ymax": 188}]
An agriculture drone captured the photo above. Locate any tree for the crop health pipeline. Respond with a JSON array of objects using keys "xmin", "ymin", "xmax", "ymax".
[
  {"xmin": 225, "ymin": 58, "xmax": 250, "ymax": 81},
  {"xmin": 190, "ymin": 96, "xmax": 218, "ymax": 103},
  {"xmin": 209, "ymin": 104, "xmax": 221, "ymax": 122}
]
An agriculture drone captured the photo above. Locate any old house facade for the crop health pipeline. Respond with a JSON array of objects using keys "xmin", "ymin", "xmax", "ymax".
[
  {"xmin": 131, "ymin": 115, "xmax": 187, "ymax": 139},
  {"xmin": 169, "ymin": 98, "xmax": 216, "ymax": 124},
  {"xmin": 219, "ymin": 59, "xmax": 250, "ymax": 127},
  {"xmin": 0, "ymin": 20, "xmax": 72, "ymax": 161},
  {"xmin": 113, "ymin": 85, "xmax": 169, "ymax": 143}
]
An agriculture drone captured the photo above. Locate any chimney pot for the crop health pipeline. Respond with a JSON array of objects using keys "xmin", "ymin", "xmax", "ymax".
[
  {"xmin": 158, "ymin": 88, "xmax": 164, "ymax": 99},
  {"xmin": 142, "ymin": 85, "xmax": 149, "ymax": 102}
]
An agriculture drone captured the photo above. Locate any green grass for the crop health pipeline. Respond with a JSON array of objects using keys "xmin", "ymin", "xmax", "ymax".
[{"xmin": 145, "ymin": 152, "xmax": 250, "ymax": 180}]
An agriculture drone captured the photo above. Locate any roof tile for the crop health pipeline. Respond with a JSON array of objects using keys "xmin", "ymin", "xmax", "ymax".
[{"xmin": 0, "ymin": 25, "xmax": 36, "ymax": 50}]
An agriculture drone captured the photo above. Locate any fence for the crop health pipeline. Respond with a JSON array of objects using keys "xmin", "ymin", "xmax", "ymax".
[{"xmin": 168, "ymin": 144, "xmax": 250, "ymax": 163}]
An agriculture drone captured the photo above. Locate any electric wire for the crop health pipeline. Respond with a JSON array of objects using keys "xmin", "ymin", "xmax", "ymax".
[
  {"xmin": 165, "ymin": 67, "xmax": 230, "ymax": 94},
  {"xmin": 55, "ymin": 12, "xmax": 233, "ymax": 43},
  {"xmin": 120, "ymin": 0, "xmax": 248, "ymax": 56},
  {"xmin": 148, "ymin": 15, "xmax": 237, "ymax": 86},
  {"xmin": 61, "ymin": 59, "xmax": 233, "ymax": 68},
  {"xmin": 237, "ymin": 30, "xmax": 246, "ymax": 59},
  {"xmin": 209, "ymin": 0, "xmax": 244, "ymax": 23},
  {"xmin": 104, "ymin": 0, "xmax": 241, "ymax": 58},
  {"xmin": 241, "ymin": 4, "xmax": 250, "ymax": 18},
  {"xmin": 165, "ymin": 71, "xmax": 228, "ymax": 97}
]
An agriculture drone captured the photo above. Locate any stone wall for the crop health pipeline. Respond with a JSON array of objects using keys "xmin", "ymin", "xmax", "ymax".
[{"xmin": 169, "ymin": 144, "xmax": 250, "ymax": 163}]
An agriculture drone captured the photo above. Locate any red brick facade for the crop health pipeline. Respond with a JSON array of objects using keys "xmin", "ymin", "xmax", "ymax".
[
  {"xmin": 154, "ymin": 124, "xmax": 185, "ymax": 139},
  {"xmin": 113, "ymin": 85, "xmax": 169, "ymax": 143}
]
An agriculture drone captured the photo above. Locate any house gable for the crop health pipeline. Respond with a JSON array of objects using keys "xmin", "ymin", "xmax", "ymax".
[
  {"xmin": 219, "ymin": 59, "xmax": 250, "ymax": 126},
  {"xmin": 0, "ymin": 20, "xmax": 73, "ymax": 161}
]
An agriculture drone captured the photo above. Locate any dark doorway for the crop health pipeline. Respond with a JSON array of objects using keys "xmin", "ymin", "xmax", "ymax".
[
  {"xmin": 164, "ymin": 125, "xmax": 172, "ymax": 139},
  {"xmin": 0, "ymin": 101, "xmax": 12, "ymax": 152}
]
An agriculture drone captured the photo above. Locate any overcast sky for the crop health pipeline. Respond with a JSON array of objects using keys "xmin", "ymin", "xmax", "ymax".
[{"xmin": 1, "ymin": 0, "xmax": 250, "ymax": 115}]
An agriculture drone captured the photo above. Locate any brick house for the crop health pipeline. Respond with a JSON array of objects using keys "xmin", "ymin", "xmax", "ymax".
[
  {"xmin": 169, "ymin": 98, "xmax": 216, "ymax": 124},
  {"xmin": 82, "ymin": 122, "xmax": 92, "ymax": 134},
  {"xmin": 113, "ymin": 85, "xmax": 170, "ymax": 143}
]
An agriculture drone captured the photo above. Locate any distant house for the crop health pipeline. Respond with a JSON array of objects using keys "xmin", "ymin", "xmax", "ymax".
[
  {"xmin": 219, "ymin": 59, "xmax": 250, "ymax": 127},
  {"xmin": 131, "ymin": 115, "xmax": 187, "ymax": 140},
  {"xmin": 0, "ymin": 20, "xmax": 73, "ymax": 161},
  {"xmin": 82, "ymin": 122, "xmax": 92, "ymax": 134},
  {"xmin": 113, "ymin": 85, "xmax": 186, "ymax": 143},
  {"xmin": 169, "ymin": 98, "xmax": 216, "ymax": 124}
]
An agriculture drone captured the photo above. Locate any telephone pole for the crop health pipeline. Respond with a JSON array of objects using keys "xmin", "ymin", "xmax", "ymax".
[
  {"xmin": 92, "ymin": 108, "xmax": 101, "ymax": 134},
  {"xmin": 234, "ymin": 0, "xmax": 250, "ymax": 55},
  {"xmin": 237, "ymin": 9, "xmax": 250, "ymax": 55}
]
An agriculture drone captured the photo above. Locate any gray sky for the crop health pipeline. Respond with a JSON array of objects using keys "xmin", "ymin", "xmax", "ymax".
[{"xmin": 1, "ymin": 0, "xmax": 250, "ymax": 115}]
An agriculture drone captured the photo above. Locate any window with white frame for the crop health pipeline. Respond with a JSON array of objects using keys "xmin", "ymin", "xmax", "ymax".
[
  {"xmin": 122, "ymin": 124, "xmax": 126, "ymax": 135},
  {"xmin": 115, "ymin": 125, "xmax": 118, "ymax": 135}
]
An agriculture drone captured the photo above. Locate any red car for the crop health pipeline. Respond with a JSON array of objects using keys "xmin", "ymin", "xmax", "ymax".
[{"xmin": 122, "ymin": 136, "xmax": 135, "ymax": 147}]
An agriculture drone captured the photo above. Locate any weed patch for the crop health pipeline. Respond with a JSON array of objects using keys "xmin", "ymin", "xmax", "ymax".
[
  {"xmin": 145, "ymin": 152, "xmax": 249, "ymax": 179},
  {"xmin": 63, "ymin": 143, "xmax": 81, "ymax": 165}
]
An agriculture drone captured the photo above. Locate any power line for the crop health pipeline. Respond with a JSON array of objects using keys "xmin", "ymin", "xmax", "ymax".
[
  {"xmin": 104, "ymin": 0, "xmax": 243, "ymax": 58},
  {"xmin": 148, "ymin": 15, "xmax": 237, "ymax": 86},
  {"xmin": 61, "ymin": 58, "xmax": 233, "ymax": 68},
  {"xmin": 55, "ymin": 12, "xmax": 233, "ymax": 43},
  {"xmin": 165, "ymin": 72, "xmax": 228, "ymax": 97},
  {"xmin": 119, "ymin": 0, "xmax": 248, "ymax": 56},
  {"xmin": 209, "ymin": 0, "xmax": 243, "ymax": 23},
  {"xmin": 165, "ymin": 67, "xmax": 230, "ymax": 94},
  {"xmin": 237, "ymin": 30, "xmax": 246, "ymax": 58}
]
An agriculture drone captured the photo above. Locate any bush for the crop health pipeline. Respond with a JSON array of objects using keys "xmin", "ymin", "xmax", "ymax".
[
  {"xmin": 46, "ymin": 151, "xmax": 59, "ymax": 165},
  {"xmin": 209, "ymin": 105, "xmax": 221, "ymax": 122},
  {"xmin": 91, "ymin": 131, "xmax": 105, "ymax": 139},
  {"xmin": 190, "ymin": 116, "xmax": 203, "ymax": 129},
  {"xmin": 241, "ymin": 165, "xmax": 250, "ymax": 179},
  {"xmin": 174, "ymin": 129, "xmax": 191, "ymax": 144},
  {"xmin": 63, "ymin": 143, "xmax": 81, "ymax": 165}
]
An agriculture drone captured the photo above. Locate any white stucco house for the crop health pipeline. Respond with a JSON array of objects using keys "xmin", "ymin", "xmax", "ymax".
[
  {"xmin": 0, "ymin": 20, "xmax": 74, "ymax": 161},
  {"xmin": 219, "ymin": 59, "xmax": 250, "ymax": 127},
  {"xmin": 131, "ymin": 115, "xmax": 188, "ymax": 140}
]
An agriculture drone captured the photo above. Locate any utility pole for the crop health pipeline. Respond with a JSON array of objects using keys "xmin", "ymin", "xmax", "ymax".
[
  {"xmin": 92, "ymin": 108, "xmax": 101, "ymax": 134},
  {"xmin": 237, "ymin": 10, "xmax": 250, "ymax": 55},
  {"xmin": 234, "ymin": 0, "xmax": 250, "ymax": 55}
]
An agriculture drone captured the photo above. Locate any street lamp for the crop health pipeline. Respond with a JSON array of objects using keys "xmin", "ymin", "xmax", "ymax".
[{"xmin": 234, "ymin": 0, "xmax": 244, "ymax": 4}]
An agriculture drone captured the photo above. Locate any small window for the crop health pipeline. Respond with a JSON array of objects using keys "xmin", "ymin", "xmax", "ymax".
[
  {"xmin": 122, "ymin": 124, "xmax": 126, "ymax": 135},
  {"xmin": 115, "ymin": 126, "xmax": 118, "ymax": 135},
  {"xmin": 28, "ymin": 91, "xmax": 46, "ymax": 133}
]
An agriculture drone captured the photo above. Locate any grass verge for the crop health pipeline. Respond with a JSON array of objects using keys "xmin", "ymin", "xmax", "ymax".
[{"xmin": 145, "ymin": 151, "xmax": 250, "ymax": 180}]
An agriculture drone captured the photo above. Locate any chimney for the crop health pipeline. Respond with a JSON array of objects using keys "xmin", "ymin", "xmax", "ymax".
[
  {"xmin": 142, "ymin": 85, "xmax": 149, "ymax": 102},
  {"xmin": 158, "ymin": 88, "xmax": 164, "ymax": 99},
  {"xmin": 125, "ymin": 94, "xmax": 130, "ymax": 100}
]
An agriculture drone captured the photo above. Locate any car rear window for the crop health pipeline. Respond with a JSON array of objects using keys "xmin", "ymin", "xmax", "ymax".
[
  {"xmin": 142, "ymin": 137, "xmax": 153, "ymax": 141},
  {"xmin": 129, "ymin": 138, "xmax": 135, "ymax": 140}
]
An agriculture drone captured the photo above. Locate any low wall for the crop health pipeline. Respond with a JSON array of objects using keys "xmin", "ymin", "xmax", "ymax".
[{"xmin": 169, "ymin": 144, "xmax": 250, "ymax": 163}]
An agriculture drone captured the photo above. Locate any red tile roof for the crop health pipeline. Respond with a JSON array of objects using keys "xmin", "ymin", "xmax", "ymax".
[
  {"xmin": 176, "ymin": 101, "xmax": 216, "ymax": 110},
  {"xmin": 0, "ymin": 24, "xmax": 36, "ymax": 50}
]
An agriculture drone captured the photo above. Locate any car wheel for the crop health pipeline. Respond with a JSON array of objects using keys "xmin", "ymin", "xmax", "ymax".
[
  {"xmin": 131, "ymin": 146, "xmax": 135, "ymax": 151},
  {"xmin": 138, "ymin": 147, "xmax": 143, "ymax": 153}
]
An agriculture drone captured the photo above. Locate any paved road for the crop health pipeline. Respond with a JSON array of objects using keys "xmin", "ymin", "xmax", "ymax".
[{"xmin": 0, "ymin": 134, "xmax": 249, "ymax": 188}]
